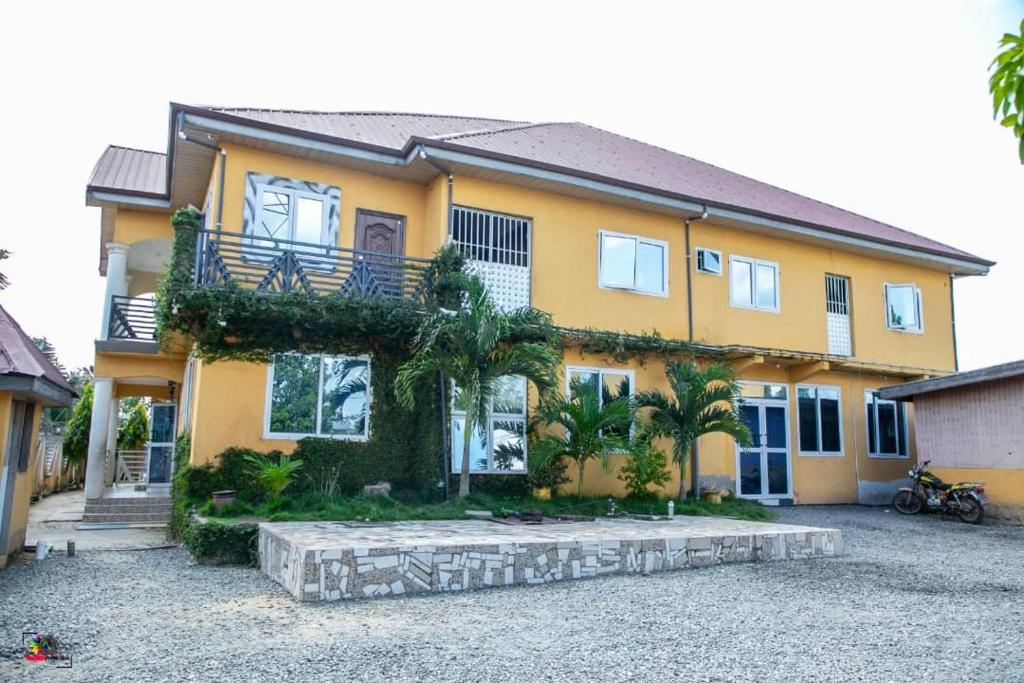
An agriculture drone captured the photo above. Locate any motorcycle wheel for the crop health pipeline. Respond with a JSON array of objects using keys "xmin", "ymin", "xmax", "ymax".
[
  {"xmin": 958, "ymin": 497, "xmax": 984, "ymax": 525},
  {"xmin": 893, "ymin": 490, "xmax": 923, "ymax": 515}
]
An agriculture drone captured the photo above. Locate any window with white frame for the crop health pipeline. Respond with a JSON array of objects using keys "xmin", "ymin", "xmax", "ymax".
[
  {"xmin": 566, "ymin": 366, "xmax": 635, "ymax": 439},
  {"xmin": 884, "ymin": 283, "xmax": 923, "ymax": 332},
  {"xmin": 450, "ymin": 376, "xmax": 527, "ymax": 474},
  {"xmin": 797, "ymin": 386, "xmax": 842, "ymax": 455},
  {"xmin": 265, "ymin": 354, "xmax": 370, "ymax": 440},
  {"xmin": 598, "ymin": 231, "xmax": 668, "ymax": 296},
  {"xmin": 696, "ymin": 248, "xmax": 722, "ymax": 275},
  {"xmin": 864, "ymin": 390, "xmax": 909, "ymax": 458},
  {"xmin": 242, "ymin": 173, "xmax": 340, "ymax": 256},
  {"xmin": 730, "ymin": 256, "xmax": 779, "ymax": 311}
]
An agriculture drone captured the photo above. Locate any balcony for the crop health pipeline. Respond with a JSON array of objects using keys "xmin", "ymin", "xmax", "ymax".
[
  {"xmin": 95, "ymin": 295, "xmax": 160, "ymax": 354},
  {"xmin": 193, "ymin": 229, "xmax": 431, "ymax": 300}
]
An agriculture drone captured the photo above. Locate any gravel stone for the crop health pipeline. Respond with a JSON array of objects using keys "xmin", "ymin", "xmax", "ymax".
[{"xmin": 2, "ymin": 506, "xmax": 1022, "ymax": 682}]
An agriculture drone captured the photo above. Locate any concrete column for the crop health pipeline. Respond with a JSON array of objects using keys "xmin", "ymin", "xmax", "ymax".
[
  {"xmin": 104, "ymin": 398, "xmax": 119, "ymax": 486},
  {"xmin": 100, "ymin": 243, "xmax": 130, "ymax": 339},
  {"xmin": 84, "ymin": 378, "xmax": 114, "ymax": 500}
]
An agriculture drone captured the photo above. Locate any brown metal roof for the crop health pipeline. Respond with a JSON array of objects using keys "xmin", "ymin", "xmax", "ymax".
[
  {"xmin": 878, "ymin": 359, "xmax": 1024, "ymax": 400},
  {"xmin": 89, "ymin": 105, "xmax": 992, "ymax": 267},
  {"xmin": 0, "ymin": 305, "xmax": 76, "ymax": 396},
  {"xmin": 208, "ymin": 108, "xmax": 525, "ymax": 151},
  {"xmin": 87, "ymin": 145, "xmax": 167, "ymax": 197}
]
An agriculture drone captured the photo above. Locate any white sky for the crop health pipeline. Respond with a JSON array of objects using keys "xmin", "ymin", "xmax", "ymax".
[{"xmin": 1, "ymin": 0, "xmax": 1021, "ymax": 371}]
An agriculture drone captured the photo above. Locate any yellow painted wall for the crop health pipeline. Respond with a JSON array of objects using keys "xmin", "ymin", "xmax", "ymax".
[
  {"xmin": 0, "ymin": 394, "xmax": 42, "ymax": 567},
  {"xmin": 219, "ymin": 143, "xmax": 434, "ymax": 258},
  {"xmin": 931, "ymin": 467, "xmax": 1024, "ymax": 522},
  {"xmin": 188, "ymin": 359, "xmax": 299, "ymax": 465},
  {"xmin": 111, "ymin": 209, "xmax": 174, "ymax": 246},
  {"xmin": 690, "ymin": 222, "xmax": 955, "ymax": 371},
  {"xmin": 94, "ymin": 352, "xmax": 185, "ymax": 385}
]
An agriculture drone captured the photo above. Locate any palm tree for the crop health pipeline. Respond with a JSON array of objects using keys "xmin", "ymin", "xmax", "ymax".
[
  {"xmin": 532, "ymin": 378, "xmax": 633, "ymax": 497},
  {"xmin": 634, "ymin": 361, "xmax": 752, "ymax": 500},
  {"xmin": 395, "ymin": 275, "xmax": 560, "ymax": 498}
]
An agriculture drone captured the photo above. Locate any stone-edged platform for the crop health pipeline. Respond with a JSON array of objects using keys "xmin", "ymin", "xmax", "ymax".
[{"xmin": 259, "ymin": 516, "xmax": 843, "ymax": 601}]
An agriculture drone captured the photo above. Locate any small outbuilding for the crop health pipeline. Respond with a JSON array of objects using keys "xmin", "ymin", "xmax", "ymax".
[
  {"xmin": 878, "ymin": 360, "xmax": 1024, "ymax": 522},
  {"xmin": 0, "ymin": 305, "xmax": 77, "ymax": 566}
]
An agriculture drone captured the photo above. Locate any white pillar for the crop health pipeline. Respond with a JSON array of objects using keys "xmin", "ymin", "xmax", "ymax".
[
  {"xmin": 104, "ymin": 397, "xmax": 119, "ymax": 486},
  {"xmin": 84, "ymin": 378, "xmax": 114, "ymax": 500},
  {"xmin": 100, "ymin": 243, "xmax": 130, "ymax": 339}
]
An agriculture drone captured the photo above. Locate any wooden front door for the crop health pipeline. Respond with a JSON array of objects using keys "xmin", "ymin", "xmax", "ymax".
[{"xmin": 355, "ymin": 210, "xmax": 406, "ymax": 256}]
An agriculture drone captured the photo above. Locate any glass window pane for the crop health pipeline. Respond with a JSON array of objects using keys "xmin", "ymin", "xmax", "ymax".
[
  {"xmin": 601, "ymin": 371, "xmax": 632, "ymax": 405},
  {"xmin": 698, "ymin": 249, "xmax": 721, "ymax": 274},
  {"xmin": 492, "ymin": 375, "xmax": 526, "ymax": 415},
  {"xmin": 600, "ymin": 234, "xmax": 636, "ymax": 289},
  {"xmin": 764, "ymin": 384, "xmax": 787, "ymax": 400},
  {"xmin": 767, "ymin": 451, "xmax": 788, "ymax": 495},
  {"xmin": 568, "ymin": 370, "xmax": 599, "ymax": 398},
  {"xmin": 896, "ymin": 403, "xmax": 908, "ymax": 456},
  {"xmin": 294, "ymin": 196, "xmax": 325, "ymax": 247},
  {"xmin": 492, "ymin": 419, "xmax": 526, "ymax": 472},
  {"xmin": 147, "ymin": 445, "xmax": 174, "ymax": 484},
  {"xmin": 150, "ymin": 405, "xmax": 175, "ymax": 444},
  {"xmin": 269, "ymin": 354, "xmax": 318, "ymax": 435},
  {"xmin": 886, "ymin": 285, "xmax": 918, "ymax": 329},
  {"xmin": 258, "ymin": 189, "xmax": 291, "ymax": 239},
  {"xmin": 797, "ymin": 389, "xmax": 819, "ymax": 452},
  {"xmin": 765, "ymin": 406, "xmax": 787, "ymax": 449},
  {"xmin": 740, "ymin": 449, "xmax": 762, "ymax": 496},
  {"xmin": 876, "ymin": 401, "xmax": 898, "ymax": 454},
  {"xmin": 730, "ymin": 259, "xmax": 753, "ymax": 306},
  {"xmin": 635, "ymin": 241, "xmax": 665, "ymax": 293},
  {"xmin": 320, "ymin": 357, "xmax": 369, "ymax": 436},
  {"xmin": 740, "ymin": 404, "xmax": 761, "ymax": 439},
  {"xmin": 756, "ymin": 263, "xmax": 777, "ymax": 309},
  {"xmin": 451, "ymin": 416, "xmax": 489, "ymax": 472},
  {"xmin": 819, "ymin": 391, "xmax": 841, "ymax": 452}
]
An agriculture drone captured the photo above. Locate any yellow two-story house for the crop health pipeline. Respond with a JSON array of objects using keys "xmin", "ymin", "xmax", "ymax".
[{"xmin": 83, "ymin": 104, "xmax": 992, "ymax": 510}]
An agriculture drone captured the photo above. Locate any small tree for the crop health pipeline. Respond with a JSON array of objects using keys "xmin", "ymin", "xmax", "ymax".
[
  {"xmin": 118, "ymin": 399, "xmax": 150, "ymax": 450},
  {"xmin": 244, "ymin": 453, "xmax": 304, "ymax": 500},
  {"xmin": 617, "ymin": 433, "xmax": 671, "ymax": 499},
  {"xmin": 395, "ymin": 275, "xmax": 560, "ymax": 498},
  {"xmin": 990, "ymin": 20, "xmax": 1024, "ymax": 162},
  {"xmin": 635, "ymin": 361, "xmax": 752, "ymax": 500},
  {"xmin": 63, "ymin": 381, "xmax": 94, "ymax": 466},
  {"xmin": 532, "ymin": 379, "xmax": 632, "ymax": 498}
]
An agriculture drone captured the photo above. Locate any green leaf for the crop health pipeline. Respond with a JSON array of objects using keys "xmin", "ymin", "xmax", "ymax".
[{"xmin": 1001, "ymin": 113, "xmax": 1019, "ymax": 127}]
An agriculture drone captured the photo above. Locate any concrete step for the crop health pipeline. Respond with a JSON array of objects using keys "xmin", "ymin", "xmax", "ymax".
[
  {"xmin": 84, "ymin": 503, "xmax": 172, "ymax": 515},
  {"xmin": 81, "ymin": 511, "xmax": 172, "ymax": 524}
]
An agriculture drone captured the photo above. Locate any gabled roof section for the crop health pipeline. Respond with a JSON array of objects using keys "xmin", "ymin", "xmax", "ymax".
[
  {"xmin": 436, "ymin": 122, "xmax": 985, "ymax": 262},
  {"xmin": 0, "ymin": 305, "xmax": 76, "ymax": 399},
  {"xmin": 88, "ymin": 104, "xmax": 993, "ymax": 270},
  {"xmin": 87, "ymin": 145, "xmax": 167, "ymax": 198},
  {"xmin": 205, "ymin": 108, "xmax": 525, "ymax": 151}
]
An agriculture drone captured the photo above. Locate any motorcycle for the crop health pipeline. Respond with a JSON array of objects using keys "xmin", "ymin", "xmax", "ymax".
[{"xmin": 892, "ymin": 460, "xmax": 986, "ymax": 524}]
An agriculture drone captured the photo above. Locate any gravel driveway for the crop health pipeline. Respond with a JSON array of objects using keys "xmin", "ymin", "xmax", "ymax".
[{"xmin": 2, "ymin": 506, "xmax": 1022, "ymax": 682}]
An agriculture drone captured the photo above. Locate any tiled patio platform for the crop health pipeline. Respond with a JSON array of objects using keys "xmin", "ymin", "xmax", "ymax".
[{"xmin": 259, "ymin": 516, "xmax": 844, "ymax": 601}]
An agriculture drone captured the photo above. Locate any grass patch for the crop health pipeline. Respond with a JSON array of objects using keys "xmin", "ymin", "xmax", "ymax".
[{"xmin": 202, "ymin": 492, "xmax": 774, "ymax": 523}]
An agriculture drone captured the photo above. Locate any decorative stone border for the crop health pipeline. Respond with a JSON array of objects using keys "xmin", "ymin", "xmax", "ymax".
[{"xmin": 259, "ymin": 519, "xmax": 843, "ymax": 601}]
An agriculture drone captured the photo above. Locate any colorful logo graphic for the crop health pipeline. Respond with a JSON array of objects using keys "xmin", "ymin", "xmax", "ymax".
[{"xmin": 23, "ymin": 632, "xmax": 72, "ymax": 668}]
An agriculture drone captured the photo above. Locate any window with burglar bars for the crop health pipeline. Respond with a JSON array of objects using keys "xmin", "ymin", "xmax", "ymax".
[
  {"xmin": 451, "ymin": 206, "xmax": 530, "ymax": 267},
  {"xmin": 825, "ymin": 274, "xmax": 852, "ymax": 356},
  {"xmin": 450, "ymin": 206, "xmax": 531, "ymax": 310}
]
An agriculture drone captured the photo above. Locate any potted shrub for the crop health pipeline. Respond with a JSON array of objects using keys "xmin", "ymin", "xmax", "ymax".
[
  {"xmin": 526, "ymin": 436, "xmax": 570, "ymax": 500},
  {"xmin": 212, "ymin": 490, "xmax": 236, "ymax": 509}
]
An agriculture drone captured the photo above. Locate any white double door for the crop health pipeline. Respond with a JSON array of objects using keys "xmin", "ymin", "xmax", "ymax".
[{"xmin": 736, "ymin": 400, "xmax": 792, "ymax": 500}]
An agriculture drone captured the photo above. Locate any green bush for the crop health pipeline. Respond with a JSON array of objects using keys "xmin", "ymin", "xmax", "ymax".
[
  {"xmin": 214, "ymin": 447, "xmax": 270, "ymax": 502},
  {"xmin": 618, "ymin": 442, "xmax": 672, "ymax": 499},
  {"xmin": 181, "ymin": 517, "xmax": 259, "ymax": 566},
  {"xmin": 244, "ymin": 452, "xmax": 303, "ymax": 499}
]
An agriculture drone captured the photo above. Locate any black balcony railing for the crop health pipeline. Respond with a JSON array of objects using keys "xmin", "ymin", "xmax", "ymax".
[
  {"xmin": 108, "ymin": 295, "xmax": 157, "ymax": 341},
  {"xmin": 193, "ymin": 229, "xmax": 431, "ymax": 300}
]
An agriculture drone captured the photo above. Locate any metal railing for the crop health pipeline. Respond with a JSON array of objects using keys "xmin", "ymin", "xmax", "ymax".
[
  {"xmin": 193, "ymin": 229, "xmax": 432, "ymax": 301},
  {"xmin": 115, "ymin": 450, "xmax": 148, "ymax": 484},
  {"xmin": 108, "ymin": 296, "xmax": 157, "ymax": 341}
]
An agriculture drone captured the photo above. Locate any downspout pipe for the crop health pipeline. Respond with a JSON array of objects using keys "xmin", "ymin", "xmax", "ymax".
[
  {"xmin": 177, "ymin": 111, "xmax": 227, "ymax": 228},
  {"xmin": 949, "ymin": 274, "xmax": 960, "ymax": 372},
  {"xmin": 418, "ymin": 146, "xmax": 455, "ymax": 501},
  {"xmin": 684, "ymin": 207, "xmax": 708, "ymax": 500}
]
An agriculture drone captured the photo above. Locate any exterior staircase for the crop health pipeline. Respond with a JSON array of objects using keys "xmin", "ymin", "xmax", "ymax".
[{"xmin": 82, "ymin": 493, "xmax": 172, "ymax": 526}]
